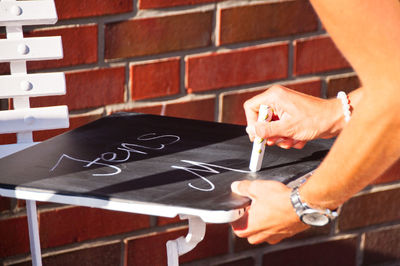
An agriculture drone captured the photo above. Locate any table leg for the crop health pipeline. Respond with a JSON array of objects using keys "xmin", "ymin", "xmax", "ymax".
[
  {"xmin": 26, "ymin": 200, "xmax": 42, "ymax": 266},
  {"xmin": 166, "ymin": 215, "xmax": 206, "ymax": 266}
]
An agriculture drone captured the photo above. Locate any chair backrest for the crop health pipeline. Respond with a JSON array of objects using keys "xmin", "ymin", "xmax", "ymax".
[{"xmin": 0, "ymin": 0, "xmax": 69, "ymax": 158}]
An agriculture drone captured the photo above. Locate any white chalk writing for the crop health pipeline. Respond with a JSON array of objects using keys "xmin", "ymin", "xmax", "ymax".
[
  {"xmin": 171, "ymin": 160, "xmax": 250, "ymax": 191},
  {"xmin": 50, "ymin": 133, "xmax": 180, "ymax": 176},
  {"xmin": 50, "ymin": 133, "xmax": 249, "ymax": 192}
]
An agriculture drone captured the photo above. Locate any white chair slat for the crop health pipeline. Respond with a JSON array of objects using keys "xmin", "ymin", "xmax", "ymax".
[
  {"xmin": 0, "ymin": 106, "xmax": 69, "ymax": 134},
  {"xmin": 0, "ymin": 1, "xmax": 57, "ymax": 26},
  {"xmin": 0, "ymin": 37, "xmax": 63, "ymax": 63},
  {"xmin": 0, "ymin": 73, "xmax": 66, "ymax": 98}
]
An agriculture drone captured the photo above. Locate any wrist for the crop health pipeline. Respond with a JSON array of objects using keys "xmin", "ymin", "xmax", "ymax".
[
  {"xmin": 290, "ymin": 185, "xmax": 339, "ymax": 226},
  {"xmin": 298, "ymin": 180, "xmax": 343, "ymax": 211},
  {"xmin": 321, "ymin": 97, "xmax": 347, "ymax": 137}
]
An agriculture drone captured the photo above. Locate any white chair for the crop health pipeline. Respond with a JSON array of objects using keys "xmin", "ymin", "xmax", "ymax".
[{"xmin": 0, "ymin": 0, "xmax": 69, "ymax": 265}]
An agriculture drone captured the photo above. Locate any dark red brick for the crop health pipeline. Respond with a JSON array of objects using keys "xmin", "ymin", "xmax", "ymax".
[
  {"xmin": 126, "ymin": 224, "xmax": 229, "ymax": 265},
  {"xmin": 215, "ymin": 257, "xmax": 255, "ymax": 266},
  {"xmin": 186, "ymin": 44, "xmax": 288, "ymax": 92},
  {"xmin": 39, "ymin": 206, "xmax": 149, "ymax": 249},
  {"xmin": 31, "ymin": 67, "xmax": 125, "ymax": 111},
  {"xmin": 55, "ymin": 0, "xmax": 133, "ymax": 20},
  {"xmin": 219, "ymin": 0, "xmax": 318, "ymax": 45},
  {"xmin": 263, "ymin": 237, "xmax": 357, "ymax": 266},
  {"xmin": 0, "ymin": 196, "xmax": 11, "ymax": 212},
  {"xmin": 119, "ymin": 105, "xmax": 163, "ymax": 116},
  {"xmin": 234, "ymin": 223, "xmax": 329, "ymax": 253},
  {"xmin": 338, "ymin": 188, "xmax": 400, "ymax": 231},
  {"xmin": 13, "ymin": 242, "xmax": 121, "ymax": 266},
  {"xmin": 0, "ymin": 62, "xmax": 9, "ymax": 75},
  {"xmin": 105, "ymin": 12, "xmax": 213, "ymax": 59},
  {"xmin": 0, "ymin": 133, "xmax": 17, "ymax": 145},
  {"xmin": 33, "ymin": 112, "xmax": 103, "ymax": 142},
  {"xmin": 118, "ymin": 97, "xmax": 216, "ymax": 121},
  {"xmin": 294, "ymin": 36, "xmax": 351, "ymax": 76},
  {"xmin": 139, "ymin": 0, "xmax": 221, "ymax": 9},
  {"xmin": 363, "ymin": 226, "xmax": 400, "ymax": 265},
  {"xmin": 164, "ymin": 97, "xmax": 215, "ymax": 121},
  {"xmin": 327, "ymin": 74, "xmax": 361, "ymax": 98},
  {"xmin": 0, "ymin": 215, "xmax": 30, "ymax": 257},
  {"xmin": 220, "ymin": 79, "xmax": 321, "ymax": 125},
  {"xmin": 130, "ymin": 58, "xmax": 180, "ymax": 100},
  {"xmin": 25, "ymin": 25, "xmax": 98, "ymax": 70},
  {"xmin": 157, "ymin": 215, "xmax": 182, "ymax": 226}
]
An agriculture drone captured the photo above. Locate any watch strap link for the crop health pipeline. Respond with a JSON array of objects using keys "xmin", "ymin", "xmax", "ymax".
[{"xmin": 290, "ymin": 187, "xmax": 339, "ymax": 225}]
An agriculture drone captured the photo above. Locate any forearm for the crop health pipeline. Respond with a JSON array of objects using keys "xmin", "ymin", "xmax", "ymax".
[
  {"xmin": 309, "ymin": 0, "xmax": 400, "ymax": 89},
  {"xmin": 301, "ymin": 0, "xmax": 400, "ymax": 210},
  {"xmin": 301, "ymin": 91, "xmax": 400, "ymax": 209}
]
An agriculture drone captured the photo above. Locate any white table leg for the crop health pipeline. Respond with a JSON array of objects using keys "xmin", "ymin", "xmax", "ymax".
[
  {"xmin": 26, "ymin": 200, "xmax": 42, "ymax": 266},
  {"xmin": 166, "ymin": 215, "xmax": 206, "ymax": 266}
]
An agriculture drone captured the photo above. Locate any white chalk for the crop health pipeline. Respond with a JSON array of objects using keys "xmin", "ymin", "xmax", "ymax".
[{"xmin": 249, "ymin": 105, "xmax": 273, "ymax": 172}]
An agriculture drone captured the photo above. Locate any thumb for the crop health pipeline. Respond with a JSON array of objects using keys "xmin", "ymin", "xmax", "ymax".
[
  {"xmin": 231, "ymin": 180, "xmax": 252, "ymax": 197},
  {"xmin": 255, "ymin": 120, "xmax": 288, "ymax": 139}
]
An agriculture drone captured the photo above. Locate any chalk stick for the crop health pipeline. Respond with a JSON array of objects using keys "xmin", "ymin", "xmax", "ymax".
[{"xmin": 249, "ymin": 105, "xmax": 273, "ymax": 172}]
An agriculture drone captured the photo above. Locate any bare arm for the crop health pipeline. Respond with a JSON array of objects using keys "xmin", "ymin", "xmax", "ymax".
[
  {"xmin": 302, "ymin": 0, "xmax": 400, "ymax": 209},
  {"xmin": 231, "ymin": 0, "xmax": 400, "ymax": 244}
]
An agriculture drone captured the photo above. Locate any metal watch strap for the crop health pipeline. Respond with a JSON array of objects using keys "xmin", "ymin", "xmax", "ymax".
[{"xmin": 290, "ymin": 187, "xmax": 339, "ymax": 222}]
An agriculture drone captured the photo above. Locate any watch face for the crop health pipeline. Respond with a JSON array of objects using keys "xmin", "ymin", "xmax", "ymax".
[{"xmin": 301, "ymin": 211, "xmax": 329, "ymax": 226}]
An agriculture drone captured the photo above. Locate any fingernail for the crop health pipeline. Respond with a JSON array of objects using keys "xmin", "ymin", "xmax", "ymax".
[
  {"xmin": 246, "ymin": 125, "xmax": 256, "ymax": 140},
  {"xmin": 231, "ymin": 181, "xmax": 240, "ymax": 194}
]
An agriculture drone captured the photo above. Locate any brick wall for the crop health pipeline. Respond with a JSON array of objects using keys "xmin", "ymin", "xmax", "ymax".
[{"xmin": 1, "ymin": 0, "xmax": 399, "ymax": 265}]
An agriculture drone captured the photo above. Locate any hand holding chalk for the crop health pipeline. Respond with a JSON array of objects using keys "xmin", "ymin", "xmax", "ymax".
[{"xmin": 249, "ymin": 105, "xmax": 273, "ymax": 172}]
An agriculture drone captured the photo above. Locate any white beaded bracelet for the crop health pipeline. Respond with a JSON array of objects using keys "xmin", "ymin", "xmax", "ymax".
[{"xmin": 337, "ymin": 91, "xmax": 351, "ymax": 123}]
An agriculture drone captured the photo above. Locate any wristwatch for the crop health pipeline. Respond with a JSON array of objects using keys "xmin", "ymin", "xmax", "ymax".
[{"xmin": 290, "ymin": 187, "xmax": 339, "ymax": 226}]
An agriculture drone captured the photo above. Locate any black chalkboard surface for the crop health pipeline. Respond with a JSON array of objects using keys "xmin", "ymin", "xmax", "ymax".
[{"xmin": 0, "ymin": 113, "xmax": 332, "ymax": 222}]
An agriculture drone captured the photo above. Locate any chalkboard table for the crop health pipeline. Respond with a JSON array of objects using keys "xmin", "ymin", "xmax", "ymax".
[{"xmin": 0, "ymin": 112, "xmax": 333, "ymax": 265}]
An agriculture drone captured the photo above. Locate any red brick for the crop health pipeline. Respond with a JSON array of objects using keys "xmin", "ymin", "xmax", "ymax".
[
  {"xmin": 139, "ymin": 0, "xmax": 221, "ymax": 9},
  {"xmin": 25, "ymin": 25, "xmax": 98, "ymax": 70},
  {"xmin": 121, "ymin": 99, "xmax": 214, "ymax": 120},
  {"xmin": 157, "ymin": 215, "xmax": 182, "ymax": 226},
  {"xmin": 33, "ymin": 112, "xmax": 103, "ymax": 142},
  {"xmin": 220, "ymin": 79, "xmax": 321, "ymax": 125},
  {"xmin": 126, "ymin": 224, "xmax": 229, "ymax": 265},
  {"xmin": 105, "ymin": 12, "xmax": 213, "ymax": 60},
  {"xmin": 13, "ymin": 242, "xmax": 121, "ymax": 266},
  {"xmin": 0, "ymin": 62, "xmax": 9, "ymax": 75},
  {"xmin": 234, "ymin": 222, "xmax": 329, "ymax": 253},
  {"xmin": 55, "ymin": 0, "xmax": 133, "ymax": 20},
  {"xmin": 0, "ymin": 133, "xmax": 17, "ymax": 145},
  {"xmin": 215, "ymin": 257, "xmax": 255, "ymax": 266},
  {"xmin": 31, "ymin": 67, "xmax": 125, "ymax": 111},
  {"xmin": 219, "ymin": 0, "xmax": 318, "ymax": 45},
  {"xmin": 327, "ymin": 74, "xmax": 361, "ymax": 98},
  {"xmin": 263, "ymin": 237, "xmax": 357, "ymax": 266},
  {"xmin": 120, "ymin": 105, "xmax": 163, "ymax": 116},
  {"xmin": 294, "ymin": 36, "xmax": 351, "ymax": 76},
  {"xmin": 130, "ymin": 58, "xmax": 180, "ymax": 100},
  {"xmin": 187, "ymin": 44, "xmax": 288, "ymax": 92},
  {"xmin": 363, "ymin": 226, "xmax": 400, "ymax": 265},
  {"xmin": 373, "ymin": 158, "xmax": 400, "ymax": 185},
  {"xmin": 0, "ymin": 215, "xmax": 30, "ymax": 257},
  {"xmin": 0, "ymin": 196, "xmax": 11, "ymax": 212},
  {"xmin": 39, "ymin": 206, "xmax": 149, "ymax": 249},
  {"xmin": 164, "ymin": 97, "xmax": 215, "ymax": 121},
  {"xmin": 338, "ymin": 188, "xmax": 400, "ymax": 231}
]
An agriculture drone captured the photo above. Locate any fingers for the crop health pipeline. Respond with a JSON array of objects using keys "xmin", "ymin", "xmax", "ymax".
[
  {"xmin": 247, "ymin": 231, "xmax": 287, "ymax": 245},
  {"xmin": 231, "ymin": 180, "xmax": 253, "ymax": 198},
  {"xmin": 245, "ymin": 125, "xmax": 256, "ymax": 141}
]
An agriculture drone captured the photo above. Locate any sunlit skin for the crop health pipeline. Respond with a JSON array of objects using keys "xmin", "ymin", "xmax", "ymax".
[{"xmin": 231, "ymin": 0, "xmax": 400, "ymax": 244}]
